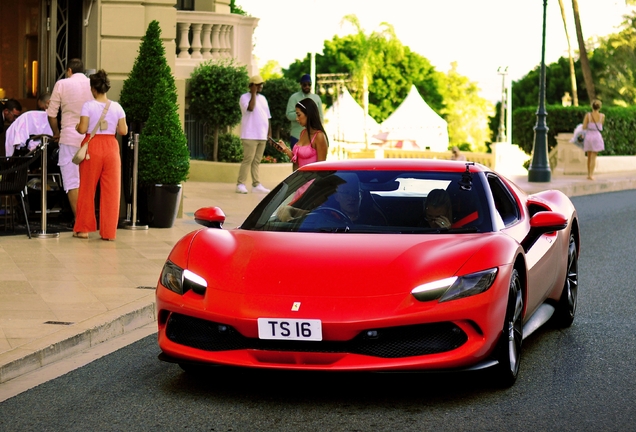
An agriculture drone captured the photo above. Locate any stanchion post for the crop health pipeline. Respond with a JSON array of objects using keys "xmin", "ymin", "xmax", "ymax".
[
  {"xmin": 124, "ymin": 133, "xmax": 148, "ymax": 230},
  {"xmin": 35, "ymin": 135, "xmax": 59, "ymax": 238}
]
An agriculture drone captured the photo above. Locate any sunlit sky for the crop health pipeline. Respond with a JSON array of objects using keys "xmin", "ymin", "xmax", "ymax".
[{"xmin": 236, "ymin": 0, "xmax": 631, "ymax": 103}]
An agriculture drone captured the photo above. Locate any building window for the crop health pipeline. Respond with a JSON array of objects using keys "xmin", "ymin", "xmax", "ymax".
[{"xmin": 176, "ymin": 0, "xmax": 194, "ymax": 10}]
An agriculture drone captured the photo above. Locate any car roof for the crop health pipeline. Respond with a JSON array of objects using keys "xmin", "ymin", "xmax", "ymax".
[{"xmin": 299, "ymin": 159, "xmax": 489, "ymax": 174}]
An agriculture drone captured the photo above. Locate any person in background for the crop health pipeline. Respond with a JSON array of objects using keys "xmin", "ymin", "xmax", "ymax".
[
  {"xmin": 47, "ymin": 58, "xmax": 93, "ymax": 216},
  {"xmin": 73, "ymin": 70, "xmax": 127, "ymax": 241},
  {"xmin": 236, "ymin": 75, "xmax": 271, "ymax": 194},
  {"xmin": 2, "ymin": 99, "xmax": 22, "ymax": 124},
  {"xmin": 1, "ymin": 99, "xmax": 22, "ymax": 157},
  {"xmin": 286, "ymin": 74, "xmax": 324, "ymax": 150},
  {"xmin": 582, "ymin": 99, "xmax": 605, "ymax": 180},
  {"xmin": 450, "ymin": 146, "xmax": 466, "ymax": 161},
  {"xmin": 422, "ymin": 189, "xmax": 453, "ymax": 229},
  {"xmin": 275, "ymin": 98, "xmax": 328, "ymax": 170},
  {"xmin": 37, "ymin": 93, "xmax": 51, "ymax": 111}
]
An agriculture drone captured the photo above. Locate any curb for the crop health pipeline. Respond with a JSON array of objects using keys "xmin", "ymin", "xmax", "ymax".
[{"xmin": 0, "ymin": 299, "xmax": 156, "ymax": 384}]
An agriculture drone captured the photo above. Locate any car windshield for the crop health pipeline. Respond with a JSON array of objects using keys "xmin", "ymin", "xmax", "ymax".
[{"xmin": 240, "ymin": 169, "xmax": 493, "ymax": 233}]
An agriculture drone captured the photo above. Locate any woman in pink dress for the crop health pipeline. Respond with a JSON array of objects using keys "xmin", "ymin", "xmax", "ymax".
[
  {"xmin": 582, "ymin": 99, "xmax": 605, "ymax": 180},
  {"xmin": 275, "ymin": 98, "xmax": 328, "ymax": 170}
]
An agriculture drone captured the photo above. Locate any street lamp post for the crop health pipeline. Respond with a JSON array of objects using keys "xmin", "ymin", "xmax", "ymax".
[
  {"xmin": 528, "ymin": 0, "xmax": 551, "ymax": 182},
  {"xmin": 496, "ymin": 66, "xmax": 508, "ymax": 143}
]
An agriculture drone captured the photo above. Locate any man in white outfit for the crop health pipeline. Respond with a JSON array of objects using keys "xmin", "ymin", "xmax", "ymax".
[
  {"xmin": 47, "ymin": 58, "xmax": 93, "ymax": 216},
  {"xmin": 236, "ymin": 75, "xmax": 271, "ymax": 194}
]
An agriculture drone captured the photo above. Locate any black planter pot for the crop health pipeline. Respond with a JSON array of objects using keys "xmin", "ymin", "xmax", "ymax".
[{"xmin": 139, "ymin": 184, "xmax": 182, "ymax": 228}]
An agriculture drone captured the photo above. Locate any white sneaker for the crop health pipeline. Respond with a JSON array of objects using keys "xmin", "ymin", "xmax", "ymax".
[
  {"xmin": 252, "ymin": 183, "xmax": 270, "ymax": 193},
  {"xmin": 235, "ymin": 184, "xmax": 248, "ymax": 194}
]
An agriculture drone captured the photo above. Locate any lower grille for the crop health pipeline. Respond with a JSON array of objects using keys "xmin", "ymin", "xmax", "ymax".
[{"xmin": 166, "ymin": 313, "xmax": 467, "ymax": 358}]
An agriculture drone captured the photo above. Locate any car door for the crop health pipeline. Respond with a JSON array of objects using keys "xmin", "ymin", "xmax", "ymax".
[{"xmin": 487, "ymin": 174, "xmax": 557, "ymax": 315}]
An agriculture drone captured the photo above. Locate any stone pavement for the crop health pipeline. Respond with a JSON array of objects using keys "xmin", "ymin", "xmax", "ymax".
[{"xmin": 1, "ymin": 171, "xmax": 636, "ymax": 385}]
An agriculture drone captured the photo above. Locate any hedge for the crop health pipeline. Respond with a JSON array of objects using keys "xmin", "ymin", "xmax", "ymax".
[{"xmin": 511, "ymin": 105, "xmax": 636, "ymax": 156}]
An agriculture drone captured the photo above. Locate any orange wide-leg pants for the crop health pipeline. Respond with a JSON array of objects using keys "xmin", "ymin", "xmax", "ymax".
[{"xmin": 73, "ymin": 134, "xmax": 121, "ymax": 240}]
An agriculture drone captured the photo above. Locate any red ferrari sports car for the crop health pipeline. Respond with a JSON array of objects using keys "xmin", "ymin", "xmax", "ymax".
[{"xmin": 156, "ymin": 159, "xmax": 579, "ymax": 386}]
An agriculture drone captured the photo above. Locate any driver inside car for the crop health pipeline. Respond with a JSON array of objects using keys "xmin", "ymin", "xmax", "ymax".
[
  {"xmin": 420, "ymin": 188, "xmax": 453, "ymax": 228},
  {"xmin": 277, "ymin": 173, "xmax": 387, "ymax": 226}
]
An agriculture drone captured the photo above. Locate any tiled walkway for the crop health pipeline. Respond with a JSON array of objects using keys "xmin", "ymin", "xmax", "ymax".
[{"xmin": 1, "ymin": 171, "xmax": 636, "ymax": 384}]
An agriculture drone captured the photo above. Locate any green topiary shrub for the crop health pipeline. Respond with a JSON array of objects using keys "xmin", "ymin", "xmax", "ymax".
[
  {"xmin": 138, "ymin": 76, "xmax": 190, "ymax": 185},
  {"xmin": 119, "ymin": 20, "xmax": 176, "ymax": 129}
]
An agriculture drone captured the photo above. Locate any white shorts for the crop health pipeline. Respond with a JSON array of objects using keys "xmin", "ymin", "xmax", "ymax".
[{"xmin": 58, "ymin": 143, "xmax": 80, "ymax": 192}]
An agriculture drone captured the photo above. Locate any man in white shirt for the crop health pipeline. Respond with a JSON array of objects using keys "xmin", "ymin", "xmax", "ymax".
[
  {"xmin": 47, "ymin": 58, "xmax": 93, "ymax": 216},
  {"xmin": 236, "ymin": 75, "xmax": 272, "ymax": 194}
]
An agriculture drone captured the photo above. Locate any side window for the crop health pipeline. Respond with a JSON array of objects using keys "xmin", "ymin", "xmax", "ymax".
[{"xmin": 487, "ymin": 175, "xmax": 520, "ymax": 226}]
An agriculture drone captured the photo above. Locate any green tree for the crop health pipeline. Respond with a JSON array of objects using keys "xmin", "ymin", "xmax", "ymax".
[
  {"xmin": 188, "ymin": 59, "xmax": 248, "ymax": 161},
  {"xmin": 572, "ymin": 0, "xmax": 596, "ymax": 101},
  {"xmin": 119, "ymin": 20, "xmax": 176, "ymax": 128},
  {"xmin": 440, "ymin": 62, "xmax": 493, "ymax": 150},
  {"xmin": 285, "ymin": 36, "xmax": 444, "ymax": 123},
  {"xmin": 339, "ymin": 14, "xmax": 403, "ymax": 147},
  {"xmin": 283, "ymin": 15, "xmax": 490, "ymax": 148},
  {"xmin": 592, "ymin": 12, "xmax": 636, "ymax": 106},
  {"xmin": 512, "ymin": 56, "xmax": 588, "ymax": 108},
  {"xmin": 230, "ymin": 0, "xmax": 247, "ymax": 15},
  {"xmin": 558, "ymin": 0, "xmax": 579, "ymax": 105},
  {"xmin": 260, "ymin": 77, "xmax": 298, "ymax": 140},
  {"xmin": 260, "ymin": 60, "xmax": 283, "ymax": 80},
  {"xmin": 138, "ymin": 76, "xmax": 190, "ymax": 185}
]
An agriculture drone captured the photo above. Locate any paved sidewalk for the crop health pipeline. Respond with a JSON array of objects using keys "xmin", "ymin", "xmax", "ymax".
[{"xmin": 1, "ymin": 171, "xmax": 636, "ymax": 385}]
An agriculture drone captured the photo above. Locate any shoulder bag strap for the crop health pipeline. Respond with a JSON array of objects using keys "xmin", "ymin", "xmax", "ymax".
[
  {"xmin": 591, "ymin": 112, "xmax": 602, "ymax": 132},
  {"xmin": 87, "ymin": 101, "xmax": 111, "ymax": 142}
]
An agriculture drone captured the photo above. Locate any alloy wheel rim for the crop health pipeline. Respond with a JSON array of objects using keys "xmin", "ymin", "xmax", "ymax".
[
  {"xmin": 507, "ymin": 279, "xmax": 523, "ymax": 375},
  {"xmin": 566, "ymin": 238, "xmax": 578, "ymax": 318}
]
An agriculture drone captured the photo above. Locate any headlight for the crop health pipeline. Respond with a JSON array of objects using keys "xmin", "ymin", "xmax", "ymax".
[
  {"xmin": 411, "ymin": 268, "xmax": 498, "ymax": 302},
  {"xmin": 160, "ymin": 261, "xmax": 207, "ymax": 295}
]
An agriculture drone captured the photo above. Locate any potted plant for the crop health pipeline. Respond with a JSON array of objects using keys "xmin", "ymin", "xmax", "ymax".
[
  {"xmin": 136, "ymin": 76, "xmax": 190, "ymax": 228},
  {"xmin": 119, "ymin": 20, "xmax": 180, "ymax": 224}
]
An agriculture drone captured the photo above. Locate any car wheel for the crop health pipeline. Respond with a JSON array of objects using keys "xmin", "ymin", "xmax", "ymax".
[
  {"xmin": 553, "ymin": 234, "xmax": 578, "ymax": 328},
  {"xmin": 494, "ymin": 268, "xmax": 523, "ymax": 387}
]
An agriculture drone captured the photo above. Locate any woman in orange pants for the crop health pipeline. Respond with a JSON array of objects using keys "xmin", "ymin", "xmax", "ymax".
[{"xmin": 73, "ymin": 70, "xmax": 127, "ymax": 240}]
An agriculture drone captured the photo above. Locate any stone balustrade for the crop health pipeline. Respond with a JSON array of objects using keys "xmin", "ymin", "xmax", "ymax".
[{"xmin": 175, "ymin": 11, "xmax": 259, "ymax": 79}]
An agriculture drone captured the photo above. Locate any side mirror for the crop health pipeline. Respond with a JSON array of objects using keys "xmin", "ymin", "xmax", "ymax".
[
  {"xmin": 521, "ymin": 211, "xmax": 567, "ymax": 252},
  {"xmin": 529, "ymin": 211, "xmax": 567, "ymax": 231},
  {"xmin": 194, "ymin": 207, "xmax": 226, "ymax": 229}
]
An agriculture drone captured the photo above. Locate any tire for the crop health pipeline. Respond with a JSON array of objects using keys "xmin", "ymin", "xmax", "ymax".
[
  {"xmin": 494, "ymin": 268, "xmax": 523, "ymax": 387},
  {"xmin": 553, "ymin": 234, "xmax": 578, "ymax": 328}
]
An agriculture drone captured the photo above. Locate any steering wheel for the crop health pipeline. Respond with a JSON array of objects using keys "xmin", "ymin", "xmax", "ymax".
[{"xmin": 310, "ymin": 206, "xmax": 352, "ymax": 224}]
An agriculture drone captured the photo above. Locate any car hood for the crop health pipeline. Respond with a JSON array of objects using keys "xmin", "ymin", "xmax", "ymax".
[{"xmin": 184, "ymin": 229, "xmax": 493, "ymax": 298}]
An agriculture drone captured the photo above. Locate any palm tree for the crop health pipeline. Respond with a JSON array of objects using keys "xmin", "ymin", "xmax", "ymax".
[
  {"xmin": 558, "ymin": 0, "xmax": 579, "ymax": 106},
  {"xmin": 340, "ymin": 14, "xmax": 403, "ymax": 148},
  {"xmin": 572, "ymin": 0, "xmax": 596, "ymax": 101}
]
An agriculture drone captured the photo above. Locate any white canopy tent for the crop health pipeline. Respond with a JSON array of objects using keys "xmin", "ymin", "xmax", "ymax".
[
  {"xmin": 374, "ymin": 85, "xmax": 449, "ymax": 152},
  {"xmin": 323, "ymin": 87, "xmax": 380, "ymax": 146}
]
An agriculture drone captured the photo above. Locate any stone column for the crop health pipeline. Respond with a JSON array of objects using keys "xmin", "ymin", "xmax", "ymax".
[
  {"xmin": 190, "ymin": 23, "xmax": 203, "ymax": 59},
  {"xmin": 201, "ymin": 24, "xmax": 213, "ymax": 59},
  {"xmin": 177, "ymin": 22, "xmax": 191, "ymax": 59},
  {"xmin": 211, "ymin": 24, "xmax": 221, "ymax": 59}
]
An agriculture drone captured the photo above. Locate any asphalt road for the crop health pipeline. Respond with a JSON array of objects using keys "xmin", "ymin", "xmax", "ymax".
[{"xmin": 1, "ymin": 190, "xmax": 636, "ymax": 432}]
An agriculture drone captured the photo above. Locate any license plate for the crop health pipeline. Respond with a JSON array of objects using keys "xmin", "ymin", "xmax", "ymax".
[{"xmin": 257, "ymin": 318, "xmax": 322, "ymax": 341}]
